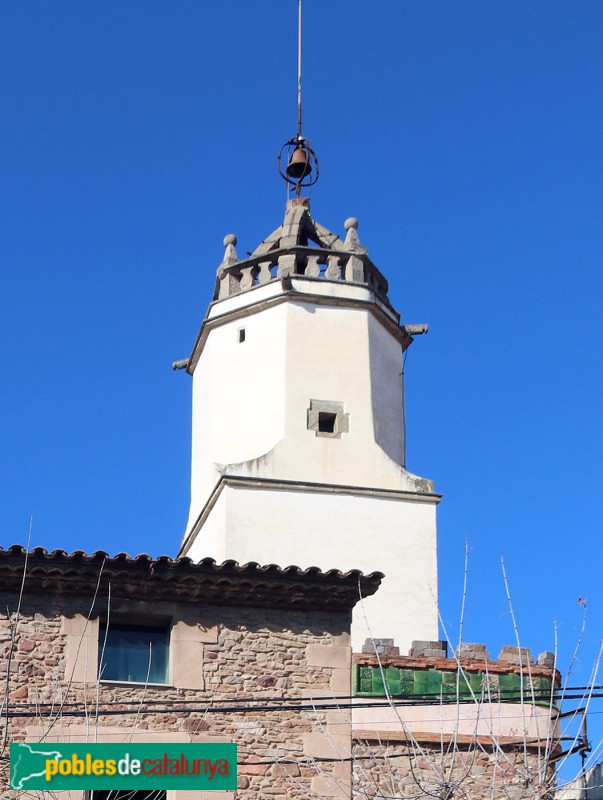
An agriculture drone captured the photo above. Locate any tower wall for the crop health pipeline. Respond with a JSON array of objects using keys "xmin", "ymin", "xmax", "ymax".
[
  {"xmin": 186, "ymin": 483, "xmax": 439, "ymax": 650},
  {"xmin": 182, "ymin": 205, "xmax": 440, "ymax": 653},
  {"xmin": 183, "ymin": 276, "xmax": 439, "ymax": 651},
  {"xmin": 188, "ymin": 285, "xmax": 423, "ymax": 534},
  {"xmin": 188, "ymin": 302, "xmax": 288, "ymax": 529}
]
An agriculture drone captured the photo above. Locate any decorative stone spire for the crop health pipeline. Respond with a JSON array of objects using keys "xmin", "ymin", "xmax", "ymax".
[
  {"xmin": 221, "ymin": 233, "xmax": 239, "ymax": 265},
  {"xmin": 253, "ymin": 198, "xmax": 343, "ymax": 254},
  {"xmin": 214, "ymin": 200, "xmax": 390, "ymax": 305},
  {"xmin": 216, "ymin": 234, "xmax": 240, "ymax": 299},
  {"xmin": 343, "ymin": 217, "xmax": 367, "ymax": 254}
]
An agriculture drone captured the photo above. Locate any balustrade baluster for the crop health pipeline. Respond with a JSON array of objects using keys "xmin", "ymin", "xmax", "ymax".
[
  {"xmin": 325, "ymin": 255, "xmax": 341, "ymax": 280},
  {"xmin": 258, "ymin": 261, "xmax": 272, "ymax": 284},
  {"xmin": 305, "ymin": 255, "xmax": 321, "ymax": 277},
  {"xmin": 239, "ymin": 266, "xmax": 254, "ymax": 291}
]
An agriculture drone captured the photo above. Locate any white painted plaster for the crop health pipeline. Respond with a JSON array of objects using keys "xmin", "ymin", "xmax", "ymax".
[
  {"xmin": 352, "ymin": 698, "xmax": 559, "ymax": 743},
  {"xmin": 289, "ymin": 276, "xmax": 398, "ymax": 321},
  {"xmin": 184, "ymin": 283, "xmax": 439, "ymax": 654},
  {"xmin": 207, "ymin": 280, "xmax": 284, "ymax": 319},
  {"xmin": 187, "ymin": 296, "xmax": 432, "ymax": 534},
  {"xmin": 187, "ymin": 304, "xmax": 287, "ymax": 532},
  {"xmin": 206, "ymin": 275, "xmax": 397, "ymax": 322},
  {"xmin": 186, "ymin": 484, "xmax": 438, "ymax": 652}
]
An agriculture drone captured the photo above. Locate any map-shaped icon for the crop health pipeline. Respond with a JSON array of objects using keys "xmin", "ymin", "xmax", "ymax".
[{"xmin": 11, "ymin": 743, "xmax": 63, "ymax": 790}]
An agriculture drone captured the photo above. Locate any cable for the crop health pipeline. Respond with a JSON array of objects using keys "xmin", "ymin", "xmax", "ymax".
[
  {"xmin": 0, "ymin": 693, "xmax": 585, "ymax": 719},
  {"xmin": 6, "ymin": 685, "xmax": 595, "ymax": 710}
]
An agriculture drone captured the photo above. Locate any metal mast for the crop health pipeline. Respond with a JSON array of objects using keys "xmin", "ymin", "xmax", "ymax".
[
  {"xmin": 277, "ymin": 0, "xmax": 319, "ymax": 197},
  {"xmin": 297, "ymin": 0, "xmax": 303, "ymax": 139}
]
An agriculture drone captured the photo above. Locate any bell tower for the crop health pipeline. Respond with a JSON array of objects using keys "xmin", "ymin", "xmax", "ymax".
[
  {"xmin": 176, "ymin": 196, "xmax": 440, "ymax": 650},
  {"xmin": 176, "ymin": 0, "xmax": 439, "ymax": 650}
]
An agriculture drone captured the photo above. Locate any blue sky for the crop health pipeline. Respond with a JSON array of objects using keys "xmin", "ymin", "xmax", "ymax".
[{"xmin": 1, "ymin": 0, "xmax": 602, "ymax": 779}]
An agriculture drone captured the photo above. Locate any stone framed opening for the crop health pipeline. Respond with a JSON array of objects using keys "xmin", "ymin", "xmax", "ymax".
[{"xmin": 307, "ymin": 400, "xmax": 349, "ymax": 439}]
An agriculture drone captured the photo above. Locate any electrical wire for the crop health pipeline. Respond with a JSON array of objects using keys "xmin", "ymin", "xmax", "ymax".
[
  {"xmin": 6, "ymin": 684, "xmax": 599, "ymax": 710},
  {"xmin": 1, "ymin": 693, "xmax": 592, "ymax": 719}
]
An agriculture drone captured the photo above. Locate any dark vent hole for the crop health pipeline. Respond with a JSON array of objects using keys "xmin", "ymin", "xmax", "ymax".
[{"xmin": 318, "ymin": 412, "xmax": 336, "ymax": 433}]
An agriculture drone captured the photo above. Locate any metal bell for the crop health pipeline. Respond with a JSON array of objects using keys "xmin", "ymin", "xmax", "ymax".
[{"xmin": 286, "ymin": 145, "xmax": 312, "ymax": 180}]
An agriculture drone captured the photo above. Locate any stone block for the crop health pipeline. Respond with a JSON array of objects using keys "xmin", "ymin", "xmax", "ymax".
[
  {"xmin": 256, "ymin": 674, "xmax": 276, "ymax": 688},
  {"xmin": 63, "ymin": 614, "xmax": 98, "ymax": 684},
  {"xmin": 409, "ymin": 640, "xmax": 447, "ymax": 657},
  {"xmin": 327, "ymin": 710, "xmax": 350, "ymax": 728},
  {"xmin": 345, "ymin": 254, "xmax": 365, "ymax": 283},
  {"xmin": 361, "ymin": 638, "xmax": 400, "ymax": 656},
  {"xmin": 198, "ymin": 793, "xmax": 235, "ymax": 800},
  {"xmin": 326, "ymin": 714, "xmax": 350, "ymax": 737},
  {"xmin": 277, "ymin": 253, "xmax": 297, "ymax": 277},
  {"xmin": 303, "ymin": 732, "xmax": 350, "ymax": 760},
  {"xmin": 310, "ymin": 774, "xmax": 349, "ymax": 799},
  {"xmin": 330, "ymin": 667, "xmax": 350, "ymax": 693},
  {"xmin": 456, "ymin": 643, "xmax": 490, "ymax": 660},
  {"xmin": 171, "ymin": 638, "xmax": 204, "ymax": 690},
  {"xmin": 276, "ymin": 762, "xmax": 300, "ymax": 778},
  {"xmin": 497, "ymin": 646, "xmax": 532, "ymax": 664},
  {"xmin": 301, "ymin": 687, "xmax": 334, "ymax": 699},
  {"xmin": 306, "ymin": 644, "xmax": 350, "ymax": 668},
  {"xmin": 239, "ymin": 763, "xmax": 268, "ymax": 775},
  {"xmin": 195, "ymin": 622, "xmax": 219, "ymax": 644},
  {"xmin": 537, "ymin": 651, "xmax": 556, "ymax": 668},
  {"xmin": 333, "ymin": 760, "xmax": 351, "ymax": 781}
]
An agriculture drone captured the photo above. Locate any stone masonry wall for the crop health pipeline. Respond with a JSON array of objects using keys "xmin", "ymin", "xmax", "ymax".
[
  {"xmin": 352, "ymin": 741, "xmax": 556, "ymax": 800},
  {"xmin": 0, "ymin": 598, "xmax": 561, "ymax": 800},
  {"xmin": 351, "ymin": 640, "xmax": 559, "ymax": 800},
  {"xmin": 0, "ymin": 592, "xmax": 353, "ymax": 800}
]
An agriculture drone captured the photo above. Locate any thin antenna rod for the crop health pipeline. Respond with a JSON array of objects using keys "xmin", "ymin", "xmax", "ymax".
[
  {"xmin": 277, "ymin": 0, "xmax": 319, "ymax": 193},
  {"xmin": 297, "ymin": 0, "xmax": 302, "ymax": 138}
]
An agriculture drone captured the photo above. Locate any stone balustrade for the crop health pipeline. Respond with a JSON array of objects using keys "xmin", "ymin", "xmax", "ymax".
[{"xmin": 216, "ymin": 245, "xmax": 389, "ymax": 302}]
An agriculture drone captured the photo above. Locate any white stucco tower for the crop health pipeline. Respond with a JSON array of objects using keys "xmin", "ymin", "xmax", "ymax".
[{"xmin": 178, "ymin": 197, "xmax": 440, "ymax": 650}]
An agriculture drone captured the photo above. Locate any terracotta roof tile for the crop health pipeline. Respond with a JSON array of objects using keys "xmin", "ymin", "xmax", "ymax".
[{"xmin": 0, "ymin": 545, "xmax": 383, "ymax": 611}]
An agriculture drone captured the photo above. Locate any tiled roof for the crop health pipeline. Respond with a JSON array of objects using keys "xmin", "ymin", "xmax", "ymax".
[{"xmin": 0, "ymin": 545, "xmax": 383, "ymax": 611}]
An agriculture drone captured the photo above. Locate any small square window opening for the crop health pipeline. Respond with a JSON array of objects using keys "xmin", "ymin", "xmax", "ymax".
[
  {"xmin": 318, "ymin": 412, "xmax": 337, "ymax": 434},
  {"xmin": 307, "ymin": 399, "xmax": 349, "ymax": 438},
  {"xmin": 98, "ymin": 622, "xmax": 169, "ymax": 684},
  {"xmin": 306, "ymin": 400, "xmax": 350, "ymax": 439},
  {"xmin": 238, "ymin": 328, "xmax": 246, "ymax": 343}
]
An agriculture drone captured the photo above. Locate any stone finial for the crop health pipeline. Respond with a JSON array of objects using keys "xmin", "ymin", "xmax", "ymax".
[
  {"xmin": 343, "ymin": 217, "xmax": 367, "ymax": 254},
  {"xmin": 216, "ymin": 233, "xmax": 241, "ymax": 299},
  {"xmin": 221, "ymin": 233, "xmax": 239, "ymax": 267}
]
